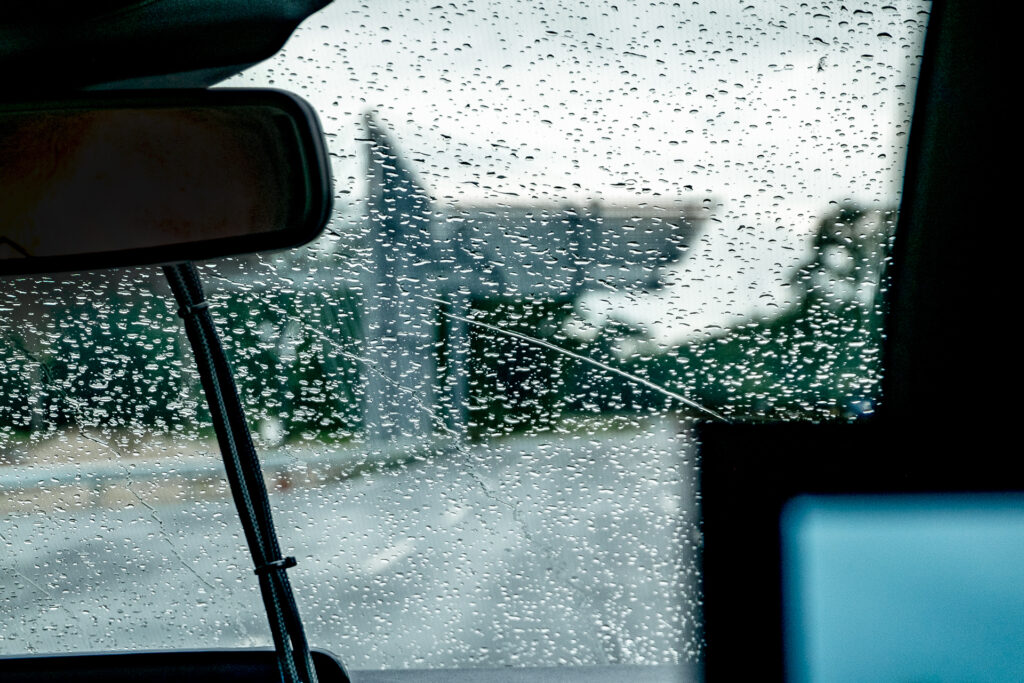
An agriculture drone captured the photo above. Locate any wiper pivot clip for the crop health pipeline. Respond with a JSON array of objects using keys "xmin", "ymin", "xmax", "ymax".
[
  {"xmin": 176, "ymin": 300, "xmax": 210, "ymax": 318},
  {"xmin": 255, "ymin": 556, "xmax": 298, "ymax": 576}
]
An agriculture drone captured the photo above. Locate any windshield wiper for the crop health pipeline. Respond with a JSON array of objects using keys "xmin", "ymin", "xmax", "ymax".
[{"xmin": 164, "ymin": 262, "xmax": 319, "ymax": 683}]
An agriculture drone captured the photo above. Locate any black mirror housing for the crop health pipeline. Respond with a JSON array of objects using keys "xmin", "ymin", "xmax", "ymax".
[{"xmin": 0, "ymin": 89, "xmax": 332, "ymax": 277}]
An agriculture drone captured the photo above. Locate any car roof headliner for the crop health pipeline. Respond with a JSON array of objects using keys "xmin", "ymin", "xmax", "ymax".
[{"xmin": 0, "ymin": 0, "xmax": 330, "ymax": 92}]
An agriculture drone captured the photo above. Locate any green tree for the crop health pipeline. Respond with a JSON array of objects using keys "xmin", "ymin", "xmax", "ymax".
[{"xmin": 656, "ymin": 203, "xmax": 898, "ymax": 421}]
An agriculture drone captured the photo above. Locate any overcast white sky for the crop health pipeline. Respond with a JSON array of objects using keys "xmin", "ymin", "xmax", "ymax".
[{"xmin": 227, "ymin": 0, "xmax": 929, "ymax": 344}]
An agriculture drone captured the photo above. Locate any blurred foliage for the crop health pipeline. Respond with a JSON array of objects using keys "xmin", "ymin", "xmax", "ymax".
[
  {"xmin": 621, "ymin": 204, "xmax": 896, "ymax": 422},
  {"xmin": 0, "ymin": 279, "xmax": 364, "ymax": 447},
  {"xmin": 461, "ymin": 297, "xmax": 576, "ymax": 439},
  {"xmin": 1, "ymin": 203, "xmax": 897, "ymax": 446},
  {"xmin": 0, "ymin": 280, "xmax": 188, "ymax": 444},
  {"xmin": 214, "ymin": 287, "xmax": 363, "ymax": 443},
  {"xmin": 456, "ymin": 203, "xmax": 896, "ymax": 431}
]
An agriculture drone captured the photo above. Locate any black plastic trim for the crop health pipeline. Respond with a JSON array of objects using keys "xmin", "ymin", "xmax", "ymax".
[
  {"xmin": 699, "ymin": 421, "xmax": 1024, "ymax": 682},
  {"xmin": 0, "ymin": 648, "xmax": 349, "ymax": 683}
]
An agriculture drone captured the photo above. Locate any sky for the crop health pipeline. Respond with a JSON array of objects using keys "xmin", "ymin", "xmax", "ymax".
[{"xmin": 226, "ymin": 0, "xmax": 929, "ymax": 344}]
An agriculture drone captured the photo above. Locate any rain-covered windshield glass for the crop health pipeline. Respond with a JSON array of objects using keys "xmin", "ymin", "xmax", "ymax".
[{"xmin": 1, "ymin": 0, "xmax": 928, "ymax": 672}]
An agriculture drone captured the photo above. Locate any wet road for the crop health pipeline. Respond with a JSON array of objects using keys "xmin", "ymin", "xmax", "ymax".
[{"xmin": 1, "ymin": 419, "xmax": 701, "ymax": 673}]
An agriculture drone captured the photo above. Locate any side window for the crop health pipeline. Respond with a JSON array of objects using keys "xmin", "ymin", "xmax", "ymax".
[{"xmin": 0, "ymin": 0, "xmax": 928, "ymax": 671}]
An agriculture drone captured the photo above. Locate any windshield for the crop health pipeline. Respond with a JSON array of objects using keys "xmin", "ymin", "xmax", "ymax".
[{"xmin": 0, "ymin": 0, "xmax": 928, "ymax": 673}]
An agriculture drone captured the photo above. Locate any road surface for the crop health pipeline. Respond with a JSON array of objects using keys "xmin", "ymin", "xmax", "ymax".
[{"xmin": 0, "ymin": 418, "xmax": 701, "ymax": 673}]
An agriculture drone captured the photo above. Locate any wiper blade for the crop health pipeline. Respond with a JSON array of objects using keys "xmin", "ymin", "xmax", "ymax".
[{"xmin": 165, "ymin": 262, "xmax": 320, "ymax": 683}]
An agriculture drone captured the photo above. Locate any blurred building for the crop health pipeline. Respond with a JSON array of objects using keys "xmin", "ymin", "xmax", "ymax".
[{"xmin": 360, "ymin": 115, "xmax": 706, "ymax": 443}]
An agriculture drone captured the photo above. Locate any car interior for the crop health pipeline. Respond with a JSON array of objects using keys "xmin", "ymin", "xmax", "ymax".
[
  {"xmin": 702, "ymin": 2, "xmax": 1011, "ymax": 680},
  {"xmin": 0, "ymin": 0, "xmax": 1012, "ymax": 681}
]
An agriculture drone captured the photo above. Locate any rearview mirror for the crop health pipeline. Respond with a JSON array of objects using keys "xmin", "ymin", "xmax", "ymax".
[{"xmin": 0, "ymin": 89, "xmax": 332, "ymax": 276}]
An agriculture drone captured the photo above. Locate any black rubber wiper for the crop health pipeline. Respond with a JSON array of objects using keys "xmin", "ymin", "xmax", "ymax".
[{"xmin": 165, "ymin": 261, "xmax": 319, "ymax": 683}]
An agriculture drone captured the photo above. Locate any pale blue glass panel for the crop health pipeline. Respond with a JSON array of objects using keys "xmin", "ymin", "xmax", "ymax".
[{"xmin": 783, "ymin": 494, "xmax": 1024, "ymax": 683}]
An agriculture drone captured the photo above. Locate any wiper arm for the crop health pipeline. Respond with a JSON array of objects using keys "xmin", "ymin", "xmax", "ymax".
[{"xmin": 164, "ymin": 262, "xmax": 319, "ymax": 683}]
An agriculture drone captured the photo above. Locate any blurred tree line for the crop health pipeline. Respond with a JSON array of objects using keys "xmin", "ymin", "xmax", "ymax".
[
  {"xmin": 0, "ymin": 277, "xmax": 363, "ymax": 448},
  {"xmin": 0, "ymin": 202, "xmax": 896, "ymax": 449},
  {"xmin": 668, "ymin": 203, "xmax": 896, "ymax": 420},
  {"xmin": 459, "ymin": 203, "xmax": 898, "ymax": 431}
]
